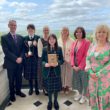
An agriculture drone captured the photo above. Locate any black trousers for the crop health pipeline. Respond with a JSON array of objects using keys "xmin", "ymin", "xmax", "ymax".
[
  {"xmin": 7, "ymin": 65, "xmax": 23, "ymax": 97},
  {"xmin": 29, "ymin": 79, "xmax": 38, "ymax": 91}
]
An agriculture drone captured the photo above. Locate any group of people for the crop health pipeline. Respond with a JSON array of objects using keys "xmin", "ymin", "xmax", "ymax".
[{"xmin": 1, "ymin": 19, "xmax": 110, "ymax": 110}]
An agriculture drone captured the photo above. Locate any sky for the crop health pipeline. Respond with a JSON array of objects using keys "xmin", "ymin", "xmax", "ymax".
[{"xmin": 0, "ymin": 0, "xmax": 110, "ymax": 33}]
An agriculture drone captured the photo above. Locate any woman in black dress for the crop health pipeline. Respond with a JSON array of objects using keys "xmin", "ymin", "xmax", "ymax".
[
  {"xmin": 42, "ymin": 34, "xmax": 64, "ymax": 110},
  {"xmin": 38, "ymin": 26, "xmax": 49, "ymax": 95}
]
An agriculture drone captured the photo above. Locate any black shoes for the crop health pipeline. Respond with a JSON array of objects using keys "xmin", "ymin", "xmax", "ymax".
[
  {"xmin": 54, "ymin": 101, "xmax": 59, "ymax": 110},
  {"xmin": 28, "ymin": 88, "xmax": 39, "ymax": 95},
  {"xmin": 35, "ymin": 90, "xmax": 40, "ymax": 95},
  {"xmin": 10, "ymin": 96, "xmax": 16, "ymax": 102},
  {"xmin": 7, "ymin": 102, "xmax": 12, "ymax": 106},
  {"xmin": 16, "ymin": 92, "xmax": 26, "ymax": 97},
  {"xmin": 28, "ymin": 89, "xmax": 33, "ymax": 95},
  {"xmin": 47, "ymin": 101, "xmax": 59, "ymax": 110},
  {"xmin": 9, "ymin": 92, "xmax": 26, "ymax": 102},
  {"xmin": 47, "ymin": 101, "xmax": 52, "ymax": 110},
  {"xmin": 43, "ymin": 89, "xmax": 48, "ymax": 96}
]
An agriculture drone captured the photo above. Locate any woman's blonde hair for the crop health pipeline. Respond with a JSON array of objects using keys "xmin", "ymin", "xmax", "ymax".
[
  {"xmin": 60, "ymin": 27, "xmax": 69, "ymax": 39},
  {"xmin": 93, "ymin": 24, "xmax": 110, "ymax": 42},
  {"xmin": 43, "ymin": 25, "xmax": 49, "ymax": 31}
]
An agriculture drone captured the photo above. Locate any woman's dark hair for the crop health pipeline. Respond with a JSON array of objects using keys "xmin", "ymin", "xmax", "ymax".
[
  {"xmin": 47, "ymin": 34, "xmax": 58, "ymax": 52},
  {"xmin": 27, "ymin": 24, "xmax": 35, "ymax": 30},
  {"xmin": 74, "ymin": 27, "xmax": 86, "ymax": 39}
]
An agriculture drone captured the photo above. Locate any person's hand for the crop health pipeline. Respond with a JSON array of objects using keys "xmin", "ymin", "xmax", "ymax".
[
  {"xmin": 33, "ymin": 40, "xmax": 37, "ymax": 46},
  {"xmin": 90, "ymin": 73, "xmax": 98, "ymax": 81},
  {"xmin": 75, "ymin": 67, "xmax": 80, "ymax": 72},
  {"xmin": 45, "ymin": 63, "xmax": 50, "ymax": 67},
  {"xmin": 25, "ymin": 53, "xmax": 33, "ymax": 57},
  {"xmin": 85, "ymin": 69, "xmax": 88, "ymax": 72},
  {"xmin": 73, "ymin": 66, "xmax": 80, "ymax": 72},
  {"xmin": 16, "ymin": 57, "xmax": 22, "ymax": 64},
  {"xmin": 25, "ymin": 53, "xmax": 29, "ymax": 57},
  {"xmin": 50, "ymin": 63, "xmax": 58, "ymax": 67},
  {"xmin": 64, "ymin": 60, "xmax": 70, "ymax": 64}
]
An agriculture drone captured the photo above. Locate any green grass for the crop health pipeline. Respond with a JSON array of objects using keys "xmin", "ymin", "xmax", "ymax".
[{"xmin": 0, "ymin": 32, "xmax": 2, "ymax": 36}]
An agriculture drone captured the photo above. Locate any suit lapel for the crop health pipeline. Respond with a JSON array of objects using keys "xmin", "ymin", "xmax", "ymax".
[
  {"xmin": 77, "ymin": 39, "xmax": 85, "ymax": 53},
  {"xmin": 72, "ymin": 40, "xmax": 77, "ymax": 51},
  {"xmin": 16, "ymin": 35, "xmax": 21, "ymax": 47},
  {"xmin": 8, "ymin": 33, "xmax": 17, "ymax": 46}
]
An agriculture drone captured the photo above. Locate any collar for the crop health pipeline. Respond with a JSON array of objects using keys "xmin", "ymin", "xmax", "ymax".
[
  {"xmin": 10, "ymin": 32, "xmax": 16, "ymax": 36},
  {"xmin": 29, "ymin": 35, "xmax": 34, "ymax": 39}
]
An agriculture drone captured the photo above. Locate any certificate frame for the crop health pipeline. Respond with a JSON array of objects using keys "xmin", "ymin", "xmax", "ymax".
[{"xmin": 48, "ymin": 54, "xmax": 58, "ymax": 65}]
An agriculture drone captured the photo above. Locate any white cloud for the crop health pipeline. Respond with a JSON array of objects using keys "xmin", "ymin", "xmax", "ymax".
[
  {"xmin": 9, "ymin": 2, "xmax": 38, "ymax": 9},
  {"xmin": 0, "ymin": 0, "xmax": 110, "ymax": 32},
  {"xmin": 0, "ymin": 6, "xmax": 2, "ymax": 10},
  {"xmin": 46, "ymin": 0, "xmax": 110, "ymax": 30},
  {"xmin": 9, "ymin": 1, "xmax": 38, "ymax": 15},
  {"xmin": 0, "ymin": 0, "xmax": 6, "ymax": 4},
  {"xmin": 49, "ymin": 0, "xmax": 101, "ymax": 17},
  {"xmin": 0, "ymin": 1, "xmax": 39, "ymax": 23}
]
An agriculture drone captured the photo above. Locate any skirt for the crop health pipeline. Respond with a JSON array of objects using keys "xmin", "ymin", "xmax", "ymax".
[
  {"xmin": 37, "ymin": 58, "xmax": 43, "ymax": 89},
  {"xmin": 44, "ymin": 72, "xmax": 62, "ymax": 93},
  {"xmin": 23, "ymin": 57, "xmax": 38, "ymax": 80}
]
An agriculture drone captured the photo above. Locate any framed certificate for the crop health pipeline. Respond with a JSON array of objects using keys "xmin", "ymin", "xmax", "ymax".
[{"xmin": 48, "ymin": 54, "xmax": 58, "ymax": 65}]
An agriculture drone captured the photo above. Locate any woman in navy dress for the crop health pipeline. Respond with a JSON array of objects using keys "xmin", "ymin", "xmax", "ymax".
[{"xmin": 42, "ymin": 34, "xmax": 64, "ymax": 110}]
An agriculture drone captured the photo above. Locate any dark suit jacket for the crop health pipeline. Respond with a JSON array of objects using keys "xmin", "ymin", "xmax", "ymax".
[
  {"xmin": 23, "ymin": 35, "xmax": 40, "ymax": 59},
  {"xmin": 23, "ymin": 35, "xmax": 40, "ymax": 79},
  {"xmin": 42, "ymin": 46, "xmax": 64, "ymax": 79},
  {"xmin": 1, "ymin": 32, "xmax": 24, "ymax": 69}
]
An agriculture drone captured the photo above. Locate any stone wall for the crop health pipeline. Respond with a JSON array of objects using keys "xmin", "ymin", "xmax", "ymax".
[{"xmin": 0, "ymin": 46, "xmax": 9, "ymax": 106}]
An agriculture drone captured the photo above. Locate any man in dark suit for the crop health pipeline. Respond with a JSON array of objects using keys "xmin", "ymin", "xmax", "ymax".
[{"xmin": 1, "ymin": 20, "xmax": 26, "ymax": 102}]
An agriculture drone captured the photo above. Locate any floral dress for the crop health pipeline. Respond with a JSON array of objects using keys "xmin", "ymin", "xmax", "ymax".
[{"xmin": 86, "ymin": 43, "xmax": 110, "ymax": 110}]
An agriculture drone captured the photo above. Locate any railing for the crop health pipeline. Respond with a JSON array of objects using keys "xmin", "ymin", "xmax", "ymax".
[{"xmin": 0, "ymin": 46, "xmax": 9, "ymax": 107}]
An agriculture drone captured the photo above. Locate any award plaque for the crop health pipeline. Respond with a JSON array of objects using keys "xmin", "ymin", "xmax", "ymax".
[{"xmin": 48, "ymin": 54, "xmax": 58, "ymax": 65}]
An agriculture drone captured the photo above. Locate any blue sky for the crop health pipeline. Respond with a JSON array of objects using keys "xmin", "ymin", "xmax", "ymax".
[{"xmin": 0, "ymin": 0, "xmax": 110, "ymax": 33}]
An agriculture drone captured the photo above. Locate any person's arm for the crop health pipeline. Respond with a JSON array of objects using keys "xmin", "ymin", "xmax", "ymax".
[
  {"xmin": 1, "ymin": 36, "xmax": 17, "ymax": 63},
  {"xmin": 42, "ymin": 48, "xmax": 48, "ymax": 67},
  {"xmin": 70, "ymin": 42, "xmax": 75, "ymax": 67},
  {"xmin": 85, "ymin": 59, "xmax": 94, "ymax": 74},
  {"xmin": 38, "ymin": 39, "xmax": 43, "ymax": 57},
  {"xmin": 85, "ymin": 43, "xmax": 94, "ymax": 74},
  {"xmin": 57, "ymin": 47, "xmax": 64, "ymax": 65}
]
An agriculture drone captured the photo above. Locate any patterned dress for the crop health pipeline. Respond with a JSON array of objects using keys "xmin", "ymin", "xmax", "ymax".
[{"xmin": 86, "ymin": 43, "xmax": 110, "ymax": 110}]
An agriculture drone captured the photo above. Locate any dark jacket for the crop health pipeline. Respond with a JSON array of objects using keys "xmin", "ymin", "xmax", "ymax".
[
  {"xmin": 42, "ymin": 46, "xmax": 64, "ymax": 79},
  {"xmin": 23, "ymin": 35, "xmax": 40, "ymax": 59},
  {"xmin": 23, "ymin": 35, "xmax": 40, "ymax": 79},
  {"xmin": 1, "ymin": 33, "xmax": 24, "ymax": 69}
]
